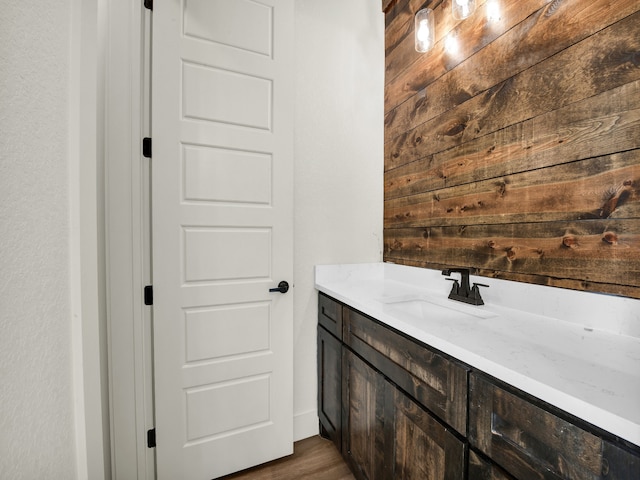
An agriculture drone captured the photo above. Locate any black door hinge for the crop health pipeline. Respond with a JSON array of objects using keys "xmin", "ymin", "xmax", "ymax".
[
  {"xmin": 147, "ymin": 428, "xmax": 156, "ymax": 448},
  {"xmin": 144, "ymin": 0, "xmax": 153, "ymax": 11},
  {"xmin": 142, "ymin": 137, "xmax": 152, "ymax": 158},
  {"xmin": 144, "ymin": 285, "xmax": 153, "ymax": 306}
]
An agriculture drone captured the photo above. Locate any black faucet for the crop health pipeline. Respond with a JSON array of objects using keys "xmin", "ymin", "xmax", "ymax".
[{"xmin": 441, "ymin": 268, "xmax": 488, "ymax": 305}]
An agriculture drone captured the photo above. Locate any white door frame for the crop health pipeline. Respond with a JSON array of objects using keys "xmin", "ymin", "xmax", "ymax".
[
  {"xmin": 104, "ymin": 1, "xmax": 155, "ymax": 479},
  {"xmin": 104, "ymin": 1, "xmax": 299, "ymax": 477},
  {"xmin": 69, "ymin": 0, "xmax": 110, "ymax": 477}
]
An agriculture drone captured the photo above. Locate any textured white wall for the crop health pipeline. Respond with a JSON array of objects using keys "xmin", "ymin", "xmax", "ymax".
[
  {"xmin": 293, "ymin": 0, "xmax": 385, "ymax": 439},
  {"xmin": 0, "ymin": 2, "xmax": 77, "ymax": 478}
]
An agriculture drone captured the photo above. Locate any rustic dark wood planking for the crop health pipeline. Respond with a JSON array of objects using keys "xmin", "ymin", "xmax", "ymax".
[
  {"xmin": 385, "ymin": 0, "xmax": 493, "ymax": 89},
  {"xmin": 385, "ymin": 10, "xmax": 640, "ymax": 169},
  {"xmin": 383, "ymin": 0, "xmax": 425, "ymax": 51},
  {"xmin": 384, "ymin": 0, "xmax": 640, "ymax": 140},
  {"xmin": 385, "ymin": 81, "xmax": 640, "ymax": 199},
  {"xmin": 385, "ymin": 0, "xmax": 542, "ymax": 112},
  {"xmin": 385, "ymin": 150, "xmax": 640, "ymax": 228},
  {"xmin": 383, "ymin": 0, "xmax": 640, "ymax": 298},
  {"xmin": 384, "ymin": 219, "xmax": 640, "ymax": 288}
]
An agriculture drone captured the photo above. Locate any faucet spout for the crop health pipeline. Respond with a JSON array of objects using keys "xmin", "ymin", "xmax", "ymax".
[
  {"xmin": 442, "ymin": 267, "xmax": 488, "ymax": 305},
  {"xmin": 441, "ymin": 268, "xmax": 471, "ymax": 297}
]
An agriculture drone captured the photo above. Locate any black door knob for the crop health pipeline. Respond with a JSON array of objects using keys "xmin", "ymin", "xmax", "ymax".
[{"xmin": 269, "ymin": 281, "xmax": 289, "ymax": 294}]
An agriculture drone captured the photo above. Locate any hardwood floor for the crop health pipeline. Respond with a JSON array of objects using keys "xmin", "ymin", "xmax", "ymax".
[{"xmin": 221, "ymin": 436, "xmax": 355, "ymax": 480}]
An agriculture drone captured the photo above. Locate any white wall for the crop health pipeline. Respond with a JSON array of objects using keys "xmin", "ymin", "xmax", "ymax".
[
  {"xmin": 1, "ymin": 2, "xmax": 109, "ymax": 478},
  {"xmin": 0, "ymin": 2, "xmax": 77, "ymax": 478},
  {"xmin": 293, "ymin": 0, "xmax": 385, "ymax": 439}
]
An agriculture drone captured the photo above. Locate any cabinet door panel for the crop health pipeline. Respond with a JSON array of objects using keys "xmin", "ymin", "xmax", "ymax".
[
  {"xmin": 345, "ymin": 307, "xmax": 468, "ymax": 435},
  {"xmin": 468, "ymin": 450, "xmax": 516, "ymax": 480},
  {"xmin": 391, "ymin": 389, "xmax": 465, "ymax": 480},
  {"xmin": 317, "ymin": 325, "xmax": 342, "ymax": 450},
  {"xmin": 469, "ymin": 373, "xmax": 640, "ymax": 480},
  {"xmin": 343, "ymin": 350, "xmax": 390, "ymax": 480}
]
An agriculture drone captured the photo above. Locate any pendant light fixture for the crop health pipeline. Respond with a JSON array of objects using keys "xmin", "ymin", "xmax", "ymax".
[{"xmin": 414, "ymin": 8, "xmax": 435, "ymax": 52}]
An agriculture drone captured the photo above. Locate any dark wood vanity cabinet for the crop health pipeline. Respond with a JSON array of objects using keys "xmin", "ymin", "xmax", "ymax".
[
  {"xmin": 317, "ymin": 293, "xmax": 640, "ymax": 480},
  {"xmin": 344, "ymin": 306, "xmax": 468, "ymax": 437},
  {"xmin": 319, "ymin": 294, "xmax": 466, "ymax": 480},
  {"xmin": 342, "ymin": 345, "xmax": 466, "ymax": 480}
]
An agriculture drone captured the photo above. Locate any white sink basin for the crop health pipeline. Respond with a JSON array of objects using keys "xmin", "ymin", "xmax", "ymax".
[{"xmin": 378, "ymin": 293, "xmax": 497, "ymax": 321}]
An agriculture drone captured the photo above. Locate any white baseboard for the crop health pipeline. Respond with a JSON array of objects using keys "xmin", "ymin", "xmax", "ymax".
[{"xmin": 293, "ymin": 409, "xmax": 319, "ymax": 442}]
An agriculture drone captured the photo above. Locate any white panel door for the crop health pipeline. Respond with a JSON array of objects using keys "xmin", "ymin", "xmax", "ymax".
[{"xmin": 151, "ymin": 1, "xmax": 294, "ymax": 478}]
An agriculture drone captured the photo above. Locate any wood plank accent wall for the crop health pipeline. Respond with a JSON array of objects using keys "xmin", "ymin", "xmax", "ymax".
[{"xmin": 382, "ymin": 0, "xmax": 640, "ymax": 298}]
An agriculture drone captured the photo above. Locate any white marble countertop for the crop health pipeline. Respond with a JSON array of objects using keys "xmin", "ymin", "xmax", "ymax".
[{"xmin": 315, "ymin": 262, "xmax": 640, "ymax": 447}]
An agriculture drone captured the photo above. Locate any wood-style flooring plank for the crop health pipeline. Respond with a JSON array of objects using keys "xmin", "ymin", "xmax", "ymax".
[{"xmin": 221, "ymin": 436, "xmax": 355, "ymax": 480}]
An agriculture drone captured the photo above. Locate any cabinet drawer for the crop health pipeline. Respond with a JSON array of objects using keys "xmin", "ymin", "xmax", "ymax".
[
  {"xmin": 344, "ymin": 306, "xmax": 468, "ymax": 436},
  {"xmin": 318, "ymin": 292, "xmax": 343, "ymax": 339},
  {"xmin": 469, "ymin": 373, "xmax": 640, "ymax": 480}
]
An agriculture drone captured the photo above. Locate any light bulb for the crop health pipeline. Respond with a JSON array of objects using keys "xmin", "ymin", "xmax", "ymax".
[
  {"xmin": 486, "ymin": 0, "xmax": 501, "ymax": 22},
  {"xmin": 457, "ymin": 0, "xmax": 469, "ymax": 18},
  {"xmin": 445, "ymin": 33, "xmax": 459, "ymax": 55},
  {"xmin": 416, "ymin": 20, "xmax": 430, "ymax": 42},
  {"xmin": 414, "ymin": 8, "xmax": 435, "ymax": 53},
  {"xmin": 452, "ymin": 0, "xmax": 476, "ymax": 20}
]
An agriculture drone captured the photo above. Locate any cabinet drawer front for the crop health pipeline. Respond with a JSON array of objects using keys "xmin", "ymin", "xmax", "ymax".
[
  {"xmin": 469, "ymin": 373, "xmax": 640, "ymax": 480},
  {"xmin": 345, "ymin": 307, "xmax": 468, "ymax": 436},
  {"xmin": 318, "ymin": 292, "xmax": 342, "ymax": 339}
]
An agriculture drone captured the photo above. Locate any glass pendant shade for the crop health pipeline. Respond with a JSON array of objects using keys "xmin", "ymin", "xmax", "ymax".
[
  {"xmin": 452, "ymin": 0, "xmax": 476, "ymax": 20},
  {"xmin": 415, "ymin": 8, "xmax": 435, "ymax": 53}
]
